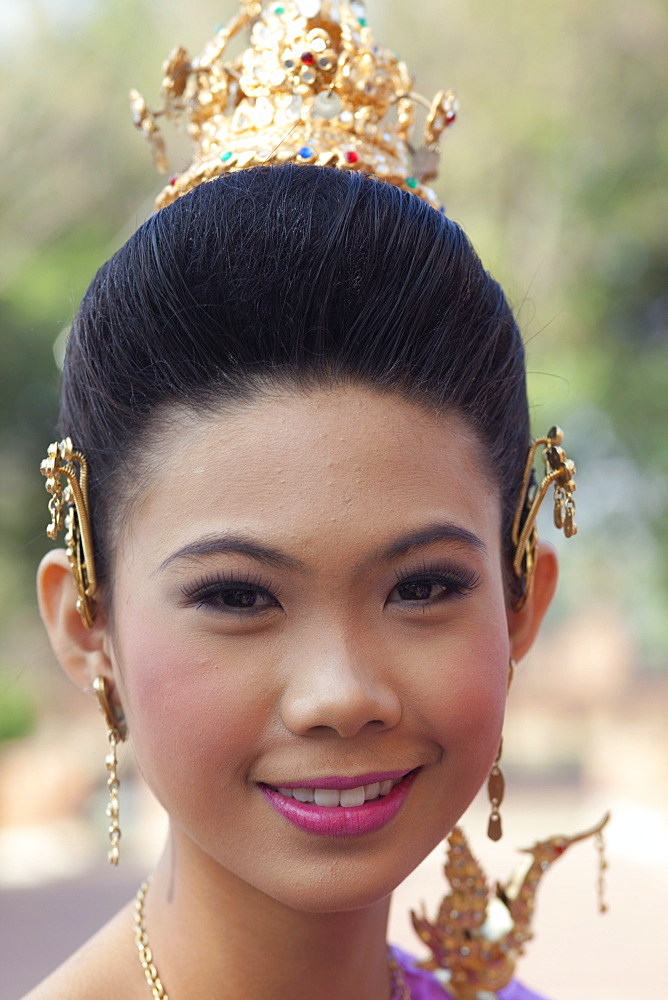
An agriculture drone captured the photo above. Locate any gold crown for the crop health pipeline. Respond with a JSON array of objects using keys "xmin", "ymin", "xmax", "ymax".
[{"xmin": 130, "ymin": 0, "xmax": 458, "ymax": 211}]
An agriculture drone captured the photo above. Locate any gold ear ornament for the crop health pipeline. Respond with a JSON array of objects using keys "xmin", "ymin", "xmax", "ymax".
[
  {"xmin": 511, "ymin": 425, "xmax": 577, "ymax": 608},
  {"xmin": 486, "ymin": 739, "xmax": 505, "ymax": 842},
  {"xmin": 93, "ymin": 676, "xmax": 127, "ymax": 866},
  {"xmin": 486, "ymin": 661, "xmax": 515, "ymax": 841},
  {"xmin": 40, "ymin": 437, "xmax": 97, "ymax": 628},
  {"xmin": 130, "ymin": 0, "xmax": 458, "ymax": 212},
  {"xmin": 411, "ymin": 813, "xmax": 610, "ymax": 1000}
]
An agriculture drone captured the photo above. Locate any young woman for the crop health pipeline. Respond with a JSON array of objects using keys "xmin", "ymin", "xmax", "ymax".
[{"xmin": 29, "ymin": 4, "xmax": 577, "ymax": 998}]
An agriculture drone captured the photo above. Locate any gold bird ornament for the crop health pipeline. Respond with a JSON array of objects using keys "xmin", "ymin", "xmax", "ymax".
[{"xmin": 411, "ymin": 814, "xmax": 611, "ymax": 1000}]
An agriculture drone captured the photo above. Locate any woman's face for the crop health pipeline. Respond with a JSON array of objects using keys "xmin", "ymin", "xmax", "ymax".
[{"xmin": 106, "ymin": 386, "xmax": 513, "ymax": 911}]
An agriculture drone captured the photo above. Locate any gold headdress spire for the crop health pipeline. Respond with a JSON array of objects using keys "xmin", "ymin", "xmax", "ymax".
[{"xmin": 130, "ymin": 0, "xmax": 458, "ymax": 210}]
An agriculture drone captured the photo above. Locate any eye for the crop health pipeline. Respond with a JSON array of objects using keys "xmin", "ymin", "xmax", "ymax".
[
  {"xmin": 392, "ymin": 580, "xmax": 450, "ymax": 602},
  {"xmin": 181, "ymin": 574, "xmax": 281, "ymax": 613},
  {"xmin": 210, "ymin": 587, "xmax": 278, "ymax": 610},
  {"xmin": 387, "ymin": 562, "xmax": 481, "ymax": 606}
]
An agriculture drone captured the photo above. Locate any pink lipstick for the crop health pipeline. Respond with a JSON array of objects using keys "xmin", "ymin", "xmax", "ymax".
[{"xmin": 259, "ymin": 769, "xmax": 419, "ymax": 837}]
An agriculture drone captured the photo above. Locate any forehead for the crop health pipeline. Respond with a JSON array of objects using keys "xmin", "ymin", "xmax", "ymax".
[{"xmin": 125, "ymin": 386, "xmax": 501, "ymax": 565}]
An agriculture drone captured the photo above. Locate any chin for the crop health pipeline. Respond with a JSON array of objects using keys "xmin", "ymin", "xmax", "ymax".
[
  {"xmin": 221, "ymin": 826, "xmax": 442, "ymax": 915},
  {"xmin": 264, "ymin": 865, "xmax": 413, "ymax": 914}
]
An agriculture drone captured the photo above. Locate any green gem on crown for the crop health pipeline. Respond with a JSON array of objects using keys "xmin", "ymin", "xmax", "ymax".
[
  {"xmin": 221, "ymin": 151, "xmax": 234, "ymax": 163},
  {"xmin": 406, "ymin": 176, "xmax": 419, "ymax": 190}
]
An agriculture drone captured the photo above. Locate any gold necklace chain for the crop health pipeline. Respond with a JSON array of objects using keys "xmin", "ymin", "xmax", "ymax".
[
  {"xmin": 134, "ymin": 881, "xmax": 167, "ymax": 999},
  {"xmin": 134, "ymin": 880, "xmax": 411, "ymax": 1000}
]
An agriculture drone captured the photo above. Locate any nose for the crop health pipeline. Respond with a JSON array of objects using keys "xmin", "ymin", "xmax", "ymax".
[{"xmin": 279, "ymin": 639, "xmax": 402, "ymax": 739}]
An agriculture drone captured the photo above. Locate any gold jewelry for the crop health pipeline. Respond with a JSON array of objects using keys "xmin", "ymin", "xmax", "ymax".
[
  {"xmin": 486, "ymin": 738, "xmax": 505, "ymax": 842},
  {"xmin": 93, "ymin": 676, "xmax": 127, "ymax": 865},
  {"xmin": 135, "ymin": 878, "xmax": 411, "ymax": 999},
  {"xmin": 411, "ymin": 814, "xmax": 610, "ymax": 1000},
  {"xmin": 511, "ymin": 425, "xmax": 577, "ymax": 609},
  {"xmin": 40, "ymin": 437, "xmax": 97, "ymax": 627},
  {"xmin": 486, "ymin": 659, "xmax": 515, "ymax": 841},
  {"xmin": 595, "ymin": 826, "xmax": 609, "ymax": 914},
  {"xmin": 130, "ymin": 0, "xmax": 458, "ymax": 212},
  {"xmin": 134, "ymin": 881, "xmax": 168, "ymax": 999}
]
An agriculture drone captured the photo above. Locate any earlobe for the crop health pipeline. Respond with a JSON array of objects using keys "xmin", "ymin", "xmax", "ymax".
[
  {"xmin": 37, "ymin": 549, "xmax": 111, "ymax": 691},
  {"xmin": 507, "ymin": 540, "xmax": 559, "ymax": 661}
]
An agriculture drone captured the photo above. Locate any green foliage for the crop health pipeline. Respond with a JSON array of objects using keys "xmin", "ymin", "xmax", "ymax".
[{"xmin": 0, "ymin": 684, "xmax": 37, "ymax": 743}]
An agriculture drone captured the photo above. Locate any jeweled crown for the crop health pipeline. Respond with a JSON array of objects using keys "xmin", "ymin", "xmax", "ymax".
[{"xmin": 130, "ymin": 0, "xmax": 458, "ymax": 210}]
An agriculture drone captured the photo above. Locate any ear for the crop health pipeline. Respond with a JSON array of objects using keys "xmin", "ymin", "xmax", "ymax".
[
  {"xmin": 507, "ymin": 540, "xmax": 559, "ymax": 661},
  {"xmin": 37, "ymin": 549, "xmax": 113, "ymax": 697}
]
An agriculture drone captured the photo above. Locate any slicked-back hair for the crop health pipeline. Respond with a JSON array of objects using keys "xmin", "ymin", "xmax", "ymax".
[{"xmin": 59, "ymin": 165, "xmax": 529, "ymax": 598}]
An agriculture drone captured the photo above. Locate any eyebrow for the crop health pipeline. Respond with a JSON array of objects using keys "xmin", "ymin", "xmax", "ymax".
[
  {"xmin": 155, "ymin": 534, "xmax": 307, "ymax": 575},
  {"xmin": 156, "ymin": 521, "xmax": 485, "ymax": 576},
  {"xmin": 371, "ymin": 521, "xmax": 487, "ymax": 565}
]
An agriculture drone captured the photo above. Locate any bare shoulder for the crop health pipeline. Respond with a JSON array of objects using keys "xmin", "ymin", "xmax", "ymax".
[{"xmin": 20, "ymin": 902, "xmax": 143, "ymax": 1000}]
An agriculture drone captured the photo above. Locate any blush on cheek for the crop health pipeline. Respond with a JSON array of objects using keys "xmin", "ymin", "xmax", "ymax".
[
  {"xmin": 422, "ymin": 630, "xmax": 508, "ymax": 766},
  {"xmin": 116, "ymin": 623, "xmax": 252, "ymax": 806},
  {"xmin": 439, "ymin": 673, "xmax": 504, "ymax": 741}
]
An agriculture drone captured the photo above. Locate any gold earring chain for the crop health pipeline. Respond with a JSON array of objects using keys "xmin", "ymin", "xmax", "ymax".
[
  {"xmin": 105, "ymin": 728, "xmax": 121, "ymax": 865},
  {"xmin": 595, "ymin": 829, "xmax": 609, "ymax": 914}
]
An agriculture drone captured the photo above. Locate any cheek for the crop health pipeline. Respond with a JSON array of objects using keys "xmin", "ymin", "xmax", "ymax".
[
  {"xmin": 112, "ymin": 613, "xmax": 267, "ymax": 809},
  {"xmin": 415, "ymin": 607, "xmax": 509, "ymax": 763}
]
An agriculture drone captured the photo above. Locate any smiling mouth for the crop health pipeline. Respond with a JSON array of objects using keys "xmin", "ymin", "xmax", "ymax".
[
  {"xmin": 259, "ymin": 769, "xmax": 420, "ymax": 837},
  {"xmin": 264, "ymin": 772, "xmax": 412, "ymax": 808}
]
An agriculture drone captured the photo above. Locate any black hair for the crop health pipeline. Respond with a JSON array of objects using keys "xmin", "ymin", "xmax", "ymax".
[{"xmin": 59, "ymin": 165, "xmax": 529, "ymax": 598}]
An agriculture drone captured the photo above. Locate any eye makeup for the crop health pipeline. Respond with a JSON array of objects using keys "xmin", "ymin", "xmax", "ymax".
[
  {"xmin": 178, "ymin": 556, "xmax": 481, "ymax": 615},
  {"xmin": 392, "ymin": 558, "xmax": 481, "ymax": 597},
  {"xmin": 180, "ymin": 571, "xmax": 281, "ymax": 612}
]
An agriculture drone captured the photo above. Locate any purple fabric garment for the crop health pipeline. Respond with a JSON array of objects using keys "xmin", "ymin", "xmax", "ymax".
[{"xmin": 391, "ymin": 946, "xmax": 553, "ymax": 1000}]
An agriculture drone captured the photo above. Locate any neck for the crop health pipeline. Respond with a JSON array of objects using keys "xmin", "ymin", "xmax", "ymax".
[{"xmin": 142, "ymin": 827, "xmax": 395, "ymax": 1000}]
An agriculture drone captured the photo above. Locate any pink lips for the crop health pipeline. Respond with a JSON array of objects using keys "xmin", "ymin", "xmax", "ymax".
[{"xmin": 259, "ymin": 769, "xmax": 419, "ymax": 837}]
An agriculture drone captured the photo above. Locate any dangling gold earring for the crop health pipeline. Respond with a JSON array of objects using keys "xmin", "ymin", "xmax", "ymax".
[
  {"xmin": 595, "ymin": 826, "xmax": 609, "ymax": 913},
  {"xmin": 487, "ymin": 738, "xmax": 505, "ymax": 841},
  {"xmin": 486, "ymin": 658, "xmax": 514, "ymax": 842},
  {"xmin": 93, "ymin": 676, "xmax": 127, "ymax": 865}
]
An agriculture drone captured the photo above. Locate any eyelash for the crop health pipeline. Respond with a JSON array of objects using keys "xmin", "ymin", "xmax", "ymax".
[
  {"xmin": 181, "ymin": 571, "xmax": 280, "ymax": 611},
  {"xmin": 181, "ymin": 561, "xmax": 480, "ymax": 612},
  {"xmin": 393, "ymin": 561, "xmax": 481, "ymax": 597}
]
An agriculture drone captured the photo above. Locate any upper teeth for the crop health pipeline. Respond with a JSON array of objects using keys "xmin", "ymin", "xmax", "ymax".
[{"xmin": 275, "ymin": 777, "xmax": 402, "ymax": 807}]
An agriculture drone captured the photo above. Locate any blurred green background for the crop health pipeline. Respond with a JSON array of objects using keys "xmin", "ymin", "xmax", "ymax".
[{"xmin": 0, "ymin": 1, "xmax": 666, "ymax": 995}]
